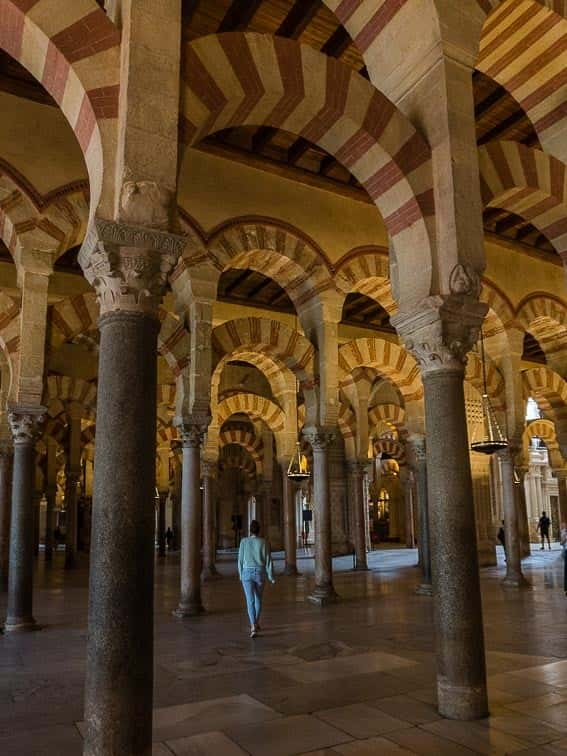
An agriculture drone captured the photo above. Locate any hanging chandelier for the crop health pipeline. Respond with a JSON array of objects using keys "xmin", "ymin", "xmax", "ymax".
[
  {"xmin": 287, "ymin": 375, "xmax": 310, "ymax": 483},
  {"xmin": 470, "ymin": 330, "xmax": 508, "ymax": 455}
]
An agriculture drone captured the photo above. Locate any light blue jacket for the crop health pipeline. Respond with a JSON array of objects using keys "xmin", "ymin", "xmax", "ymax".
[{"xmin": 238, "ymin": 536, "xmax": 275, "ymax": 583}]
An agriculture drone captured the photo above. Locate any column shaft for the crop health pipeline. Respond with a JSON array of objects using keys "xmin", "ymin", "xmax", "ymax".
[
  {"xmin": 410, "ymin": 438, "xmax": 432, "ymax": 595},
  {"xmin": 423, "ymin": 368, "xmax": 488, "ymax": 720},
  {"xmin": 83, "ymin": 312, "xmax": 158, "ymax": 755},
  {"xmin": 500, "ymin": 450, "xmax": 528, "ymax": 587},
  {"xmin": 201, "ymin": 469, "xmax": 219, "ymax": 580},
  {"xmin": 4, "ymin": 409, "xmax": 44, "ymax": 632},
  {"xmin": 157, "ymin": 494, "xmax": 166, "ymax": 558},
  {"xmin": 350, "ymin": 463, "xmax": 368, "ymax": 570},
  {"xmin": 0, "ymin": 448, "xmax": 13, "ymax": 591},
  {"xmin": 306, "ymin": 429, "xmax": 337, "ymax": 605},
  {"xmin": 174, "ymin": 431, "xmax": 204, "ymax": 616},
  {"xmin": 282, "ymin": 466, "xmax": 298, "ymax": 575},
  {"xmin": 44, "ymin": 485, "xmax": 56, "ymax": 562}
]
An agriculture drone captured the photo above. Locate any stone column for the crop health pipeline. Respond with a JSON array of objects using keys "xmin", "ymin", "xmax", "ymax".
[
  {"xmin": 81, "ymin": 221, "xmax": 184, "ymax": 755},
  {"xmin": 33, "ymin": 490, "xmax": 41, "ymax": 557},
  {"xmin": 348, "ymin": 461, "xmax": 368, "ymax": 571},
  {"xmin": 64, "ymin": 404, "xmax": 82, "ymax": 569},
  {"xmin": 0, "ymin": 444, "xmax": 13, "ymax": 590},
  {"xmin": 44, "ymin": 436, "xmax": 57, "ymax": 562},
  {"xmin": 516, "ymin": 473, "xmax": 531, "ymax": 558},
  {"xmin": 4, "ymin": 408, "xmax": 45, "ymax": 632},
  {"xmin": 172, "ymin": 447, "xmax": 182, "ymax": 550},
  {"xmin": 281, "ymin": 462, "xmax": 298, "ymax": 575},
  {"xmin": 261, "ymin": 478, "xmax": 272, "ymax": 536},
  {"xmin": 174, "ymin": 425, "xmax": 205, "ymax": 616},
  {"xmin": 394, "ymin": 302, "xmax": 489, "ymax": 721},
  {"xmin": 157, "ymin": 493, "xmax": 166, "ymax": 558},
  {"xmin": 499, "ymin": 447, "xmax": 528, "ymax": 587},
  {"xmin": 305, "ymin": 428, "xmax": 338, "ymax": 605},
  {"xmin": 201, "ymin": 461, "xmax": 219, "ymax": 581},
  {"xmin": 408, "ymin": 435, "xmax": 432, "ymax": 596},
  {"xmin": 556, "ymin": 470, "xmax": 567, "ymax": 524}
]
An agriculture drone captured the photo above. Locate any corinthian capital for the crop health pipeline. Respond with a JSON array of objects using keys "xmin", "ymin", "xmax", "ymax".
[
  {"xmin": 392, "ymin": 290, "xmax": 487, "ymax": 376},
  {"xmin": 303, "ymin": 426, "xmax": 335, "ymax": 451},
  {"xmin": 79, "ymin": 218, "xmax": 187, "ymax": 317},
  {"xmin": 8, "ymin": 406, "xmax": 46, "ymax": 446}
]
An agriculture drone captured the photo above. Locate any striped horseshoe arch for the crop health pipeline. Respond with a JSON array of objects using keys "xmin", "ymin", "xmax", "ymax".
[
  {"xmin": 181, "ymin": 32, "xmax": 434, "ymax": 301},
  {"xmin": 0, "ymin": 0, "xmax": 120, "ymax": 214}
]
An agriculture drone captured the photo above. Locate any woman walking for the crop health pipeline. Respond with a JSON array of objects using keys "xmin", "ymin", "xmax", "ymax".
[{"xmin": 238, "ymin": 520, "xmax": 275, "ymax": 637}]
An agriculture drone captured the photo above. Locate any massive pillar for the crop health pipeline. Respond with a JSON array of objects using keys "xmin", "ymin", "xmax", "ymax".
[
  {"xmin": 64, "ymin": 404, "xmax": 82, "ymax": 569},
  {"xmin": 395, "ymin": 303, "xmax": 489, "ymax": 722},
  {"xmin": 0, "ymin": 443, "xmax": 13, "ymax": 591},
  {"xmin": 281, "ymin": 462, "xmax": 298, "ymax": 575},
  {"xmin": 408, "ymin": 435, "xmax": 432, "ymax": 596},
  {"xmin": 305, "ymin": 428, "xmax": 337, "ymax": 605},
  {"xmin": 201, "ymin": 461, "xmax": 219, "ymax": 580},
  {"xmin": 499, "ymin": 447, "xmax": 528, "ymax": 587},
  {"xmin": 348, "ymin": 461, "xmax": 368, "ymax": 570},
  {"xmin": 32, "ymin": 490, "xmax": 41, "ymax": 557},
  {"xmin": 157, "ymin": 493, "xmax": 166, "ymax": 558},
  {"xmin": 174, "ymin": 425, "xmax": 205, "ymax": 617},
  {"xmin": 4, "ymin": 409, "xmax": 45, "ymax": 632},
  {"xmin": 81, "ymin": 221, "xmax": 184, "ymax": 755}
]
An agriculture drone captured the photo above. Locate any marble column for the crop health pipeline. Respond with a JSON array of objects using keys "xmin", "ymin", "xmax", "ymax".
[
  {"xmin": 0, "ymin": 444, "xmax": 13, "ymax": 591},
  {"xmin": 408, "ymin": 435, "xmax": 432, "ymax": 596},
  {"xmin": 305, "ymin": 428, "xmax": 338, "ymax": 605},
  {"xmin": 172, "ymin": 449, "xmax": 182, "ymax": 550},
  {"xmin": 174, "ymin": 426, "xmax": 205, "ymax": 616},
  {"xmin": 201, "ymin": 461, "xmax": 220, "ymax": 581},
  {"xmin": 157, "ymin": 493, "xmax": 166, "ymax": 558},
  {"xmin": 33, "ymin": 491, "xmax": 41, "ymax": 557},
  {"xmin": 81, "ymin": 222, "xmax": 184, "ymax": 755},
  {"xmin": 499, "ymin": 448, "xmax": 528, "ymax": 587},
  {"xmin": 556, "ymin": 471, "xmax": 567, "ymax": 524},
  {"xmin": 44, "ymin": 436, "xmax": 57, "ymax": 562},
  {"xmin": 348, "ymin": 461, "xmax": 368, "ymax": 571},
  {"xmin": 4, "ymin": 408, "xmax": 45, "ymax": 632},
  {"xmin": 262, "ymin": 478, "xmax": 272, "ymax": 536},
  {"xmin": 281, "ymin": 462, "xmax": 298, "ymax": 575},
  {"xmin": 421, "ymin": 360, "xmax": 488, "ymax": 719},
  {"xmin": 64, "ymin": 405, "xmax": 82, "ymax": 569},
  {"xmin": 516, "ymin": 475, "xmax": 531, "ymax": 558}
]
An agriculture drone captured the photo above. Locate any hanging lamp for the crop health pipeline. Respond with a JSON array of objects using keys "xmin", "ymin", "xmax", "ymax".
[
  {"xmin": 287, "ymin": 376, "xmax": 310, "ymax": 483},
  {"xmin": 470, "ymin": 330, "xmax": 509, "ymax": 455}
]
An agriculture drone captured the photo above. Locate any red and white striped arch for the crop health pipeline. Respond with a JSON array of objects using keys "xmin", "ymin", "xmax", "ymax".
[
  {"xmin": 477, "ymin": 1, "xmax": 567, "ymax": 162},
  {"xmin": 0, "ymin": 0, "xmax": 120, "ymax": 216},
  {"xmin": 516, "ymin": 293, "xmax": 567, "ymax": 361},
  {"xmin": 338, "ymin": 337, "xmax": 423, "ymax": 403},
  {"xmin": 219, "ymin": 428, "xmax": 264, "ymax": 477},
  {"xmin": 335, "ymin": 246, "xmax": 396, "ymax": 315},
  {"xmin": 479, "ymin": 141, "xmax": 567, "ymax": 259},
  {"xmin": 523, "ymin": 417, "xmax": 564, "ymax": 466},
  {"xmin": 181, "ymin": 32, "xmax": 434, "ymax": 301},
  {"xmin": 45, "ymin": 375, "xmax": 97, "ymax": 418},
  {"xmin": 523, "ymin": 366, "xmax": 567, "ymax": 444}
]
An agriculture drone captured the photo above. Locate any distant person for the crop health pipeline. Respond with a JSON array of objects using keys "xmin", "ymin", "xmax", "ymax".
[
  {"xmin": 497, "ymin": 520, "xmax": 506, "ymax": 561},
  {"xmin": 238, "ymin": 520, "xmax": 275, "ymax": 638},
  {"xmin": 165, "ymin": 527, "xmax": 173, "ymax": 550},
  {"xmin": 537, "ymin": 511, "xmax": 552, "ymax": 550},
  {"xmin": 561, "ymin": 523, "xmax": 567, "ymax": 595}
]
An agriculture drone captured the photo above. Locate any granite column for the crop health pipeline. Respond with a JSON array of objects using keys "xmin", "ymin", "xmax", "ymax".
[
  {"xmin": 349, "ymin": 461, "xmax": 368, "ymax": 570},
  {"xmin": 201, "ymin": 461, "xmax": 219, "ymax": 580},
  {"xmin": 499, "ymin": 447, "xmax": 528, "ymax": 587},
  {"xmin": 281, "ymin": 462, "xmax": 298, "ymax": 575},
  {"xmin": 409, "ymin": 436, "xmax": 432, "ymax": 596},
  {"xmin": 0, "ymin": 444, "xmax": 13, "ymax": 590}
]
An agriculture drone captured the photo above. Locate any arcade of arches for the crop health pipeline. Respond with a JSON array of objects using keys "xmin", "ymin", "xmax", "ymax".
[{"xmin": 1, "ymin": 1, "xmax": 567, "ymax": 754}]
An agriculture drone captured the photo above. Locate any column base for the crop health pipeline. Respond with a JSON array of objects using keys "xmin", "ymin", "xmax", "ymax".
[
  {"xmin": 502, "ymin": 574, "xmax": 530, "ymax": 589},
  {"xmin": 437, "ymin": 679, "xmax": 488, "ymax": 721},
  {"xmin": 416, "ymin": 582, "xmax": 433, "ymax": 596},
  {"xmin": 354, "ymin": 563, "xmax": 369, "ymax": 572},
  {"xmin": 307, "ymin": 585, "xmax": 339, "ymax": 606},
  {"xmin": 3, "ymin": 616, "xmax": 40, "ymax": 633},
  {"xmin": 201, "ymin": 565, "xmax": 221, "ymax": 582},
  {"xmin": 284, "ymin": 564, "xmax": 300, "ymax": 576},
  {"xmin": 173, "ymin": 601, "xmax": 205, "ymax": 618}
]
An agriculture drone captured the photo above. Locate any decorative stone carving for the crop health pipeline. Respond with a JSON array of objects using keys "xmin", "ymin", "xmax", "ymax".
[
  {"xmin": 392, "ymin": 295, "xmax": 487, "ymax": 376},
  {"xmin": 178, "ymin": 424, "xmax": 206, "ymax": 449},
  {"xmin": 303, "ymin": 427, "xmax": 335, "ymax": 451},
  {"xmin": 8, "ymin": 408, "xmax": 46, "ymax": 446},
  {"xmin": 407, "ymin": 435, "xmax": 427, "ymax": 468},
  {"xmin": 449, "ymin": 263, "xmax": 482, "ymax": 299},
  {"xmin": 120, "ymin": 181, "xmax": 172, "ymax": 230},
  {"xmin": 79, "ymin": 218, "xmax": 187, "ymax": 316}
]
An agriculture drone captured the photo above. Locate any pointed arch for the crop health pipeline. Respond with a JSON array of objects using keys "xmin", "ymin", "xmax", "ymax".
[{"xmin": 181, "ymin": 32, "xmax": 434, "ymax": 302}]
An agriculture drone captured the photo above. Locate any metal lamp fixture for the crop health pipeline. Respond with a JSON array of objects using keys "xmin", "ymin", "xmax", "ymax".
[
  {"xmin": 287, "ymin": 376, "xmax": 310, "ymax": 483},
  {"xmin": 470, "ymin": 330, "xmax": 509, "ymax": 455}
]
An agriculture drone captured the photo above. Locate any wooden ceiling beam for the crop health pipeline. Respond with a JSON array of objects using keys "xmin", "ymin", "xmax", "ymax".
[
  {"xmin": 477, "ymin": 109, "xmax": 525, "ymax": 145},
  {"xmin": 224, "ymin": 269, "xmax": 252, "ymax": 296},
  {"xmin": 474, "ymin": 83, "xmax": 507, "ymax": 119},
  {"xmin": 494, "ymin": 213, "xmax": 526, "ymax": 235},
  {"xmin": 277, "ymin": 0, "xmax": 321, "ymax": 39},
  {"xmin": 247, "ymin": 277, "xmax": 274, "ymax": 299},
  {"xmin": 218, "ymin": 0, "xmax": 263, "ymax": 32},
  {"xmin": 252, "ymin": 126, "xmax": 279, "ymax": 153}
]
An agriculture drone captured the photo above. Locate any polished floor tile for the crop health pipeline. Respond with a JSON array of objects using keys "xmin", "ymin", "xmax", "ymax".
[
  {"xmin": 165, "ymin": 730, "xmax": 248, "ymax": 755},
  {"xmin": 314, "ymin": 703, "xmax": 411, "ymax": 739},
  {"xmin": 423, "ymin": 718, "xmax": 532, "ymax": 753},
  {"xmin": 370, "ymin": 695, "xmax": 441, "ymax": 725}
]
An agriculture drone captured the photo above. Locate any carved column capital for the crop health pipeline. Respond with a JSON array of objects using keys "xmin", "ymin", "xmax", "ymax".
[
  {"xmin": 392, "ymin": 291, "xmax": 487, "ymax": 376},
  {"xmin": 406, "ymin": 434, "xmax": 427, "ymax": 469},
  {"xmin": 79, "ymin": 218, "xmax": 186, "ymax": 317},
  {"xmin": 8, "ymin": 406, "xmax": 46, "ymax": 446},
  {"xmin": 178, "ymin": 424, "xmax": 205, "ymax": 450},
  {"xmin": 303, "ymin": 426, "xmax": 335, "ymax": 452}
]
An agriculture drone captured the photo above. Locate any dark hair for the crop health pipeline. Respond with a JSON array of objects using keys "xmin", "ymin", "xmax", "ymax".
[{"xmin": 250, "ymin": 520, "xmax": 261, "ymax": 536}]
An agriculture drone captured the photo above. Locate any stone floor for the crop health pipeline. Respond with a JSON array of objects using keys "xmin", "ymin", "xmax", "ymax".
[{"xmin": 1, "ymin": 545, "xmax": 566, "ymax": 755}]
